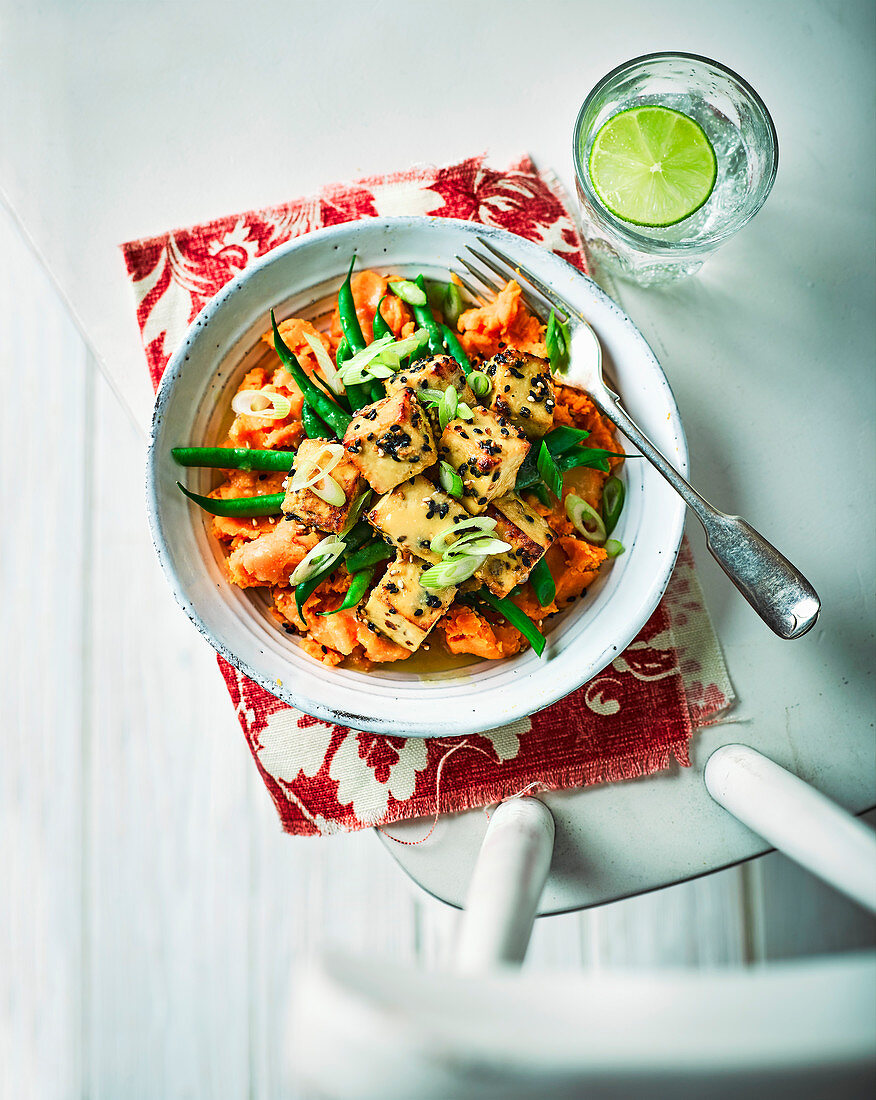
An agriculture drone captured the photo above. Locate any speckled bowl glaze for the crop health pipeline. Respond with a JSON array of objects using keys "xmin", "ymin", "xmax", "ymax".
[{"xmin": 147, "ymin": 217, "xmax": 687, "ymax": 737}]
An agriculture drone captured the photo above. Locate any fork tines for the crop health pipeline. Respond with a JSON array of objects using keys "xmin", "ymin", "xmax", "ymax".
[{"xmin": 453, "ymin": 242, "xmax": 571, "ymax": 323}]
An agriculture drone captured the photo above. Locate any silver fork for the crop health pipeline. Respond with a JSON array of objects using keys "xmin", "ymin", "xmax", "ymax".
[{"xmin": 456, "ymin": 238, "xmax": 820, "ymax": 640}]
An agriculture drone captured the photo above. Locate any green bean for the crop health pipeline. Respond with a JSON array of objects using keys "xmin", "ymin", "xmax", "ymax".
[
  {"xmin": 335, "ymin": 262, "xmax": 373, "ymax": 411},
  {"xmin": 336, "ymin": 337, "xmax": 351, "ymax": 365},
  {"xmin": 293, "ymin": 521, "xmax": 370, "ymax": 618},
  {"xmin": 467, "ymin": 587, "xmax": 546, "ymax": 657},
  {"xmin": 338, "ymin": 257, "xmax": 367, "ymax": 352},
  {"xmin": 440, "ymin": 323, "xmax": 471, "ymax": 374},
  {"xmin": 529, "ymin": 558, "xmax": 556, "ymax": 607},
  {"xmin": 344, "ymin": 541, "xmax": 393, "ymax": 573},
  {"xmin": 409, "ymin": 275, "xmax": 445, "ymax": 355},
  {"xmin": 372, "ymin": 295, "xmax": 394, "ymax": 341},
  {"xmin": 318, "ymin": 567, "xmax": 375, "ymax": 616},
  {"xmin": 271, "ymin": 312, "xmax": 351, "ymax": 437},
  {"xmin": 294, "ymin": 559, "xmax": 337, "ymax": 620},
  {"xmin": 171, "ymin": 446, "xmax": 295, "ymax": 472},
  {"xmin": 302, "ymin": 404, "xmax": 332, "ymax": 439},
  {"xmin": 342, "ymin": 520, "xmax": 374, "ymax": 555},
  {"xmin": 177, "ymin": 483, "xmax": 284, "ymax": 517},
  {"xmin": 311, "ymin": 367, "xmax": 351, "ymax": 414}
]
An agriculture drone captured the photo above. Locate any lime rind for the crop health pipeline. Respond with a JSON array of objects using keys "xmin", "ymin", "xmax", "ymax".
[{"xmin": 588, "ymin": 106, "xmax": 718, "ymax": 229}]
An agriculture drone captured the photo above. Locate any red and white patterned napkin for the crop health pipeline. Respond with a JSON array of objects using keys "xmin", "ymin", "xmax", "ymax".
[{"xmin": 123, "ymin": 154, "xmax": 734, "ymax": 835}]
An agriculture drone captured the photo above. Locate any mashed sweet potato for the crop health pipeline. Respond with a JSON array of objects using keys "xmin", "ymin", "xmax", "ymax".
[{"xmin": 207, "ymin": 271, "xmax": 623, "ymax": 667}]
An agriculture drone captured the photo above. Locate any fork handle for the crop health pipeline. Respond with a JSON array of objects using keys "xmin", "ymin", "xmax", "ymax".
[{"xmin": 598, "ymin": 399, "xmax": 821, "ymax": 640}]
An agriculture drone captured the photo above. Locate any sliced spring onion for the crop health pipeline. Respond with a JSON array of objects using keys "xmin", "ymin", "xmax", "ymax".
[
  {"xmin": 537, "ymin": 440, "xmax": 563, "ymax": 499},
  {"xmin": 311, "ymin": 473, "xmax": 346, "ymax": 507},
  {"xmin": 438, "ymin": 460, "xmax": 464, "ymax": 498},
  {"xmin": 337, "ymin": 334, "xmax": 396, "ymax": 385},
  {"xmin": 456, "ymin": 402, "xmax": 474, "ymax": 421},
  {"xmin": 605, "ymin": 539, "xmax": 625, "ymax": 557},
  {"xmin": 301, "ymin": 331, "xmax": 345, "ymax": 395},
  {"xmin": 439, "ymin": 385, "xmax": 458, "ymax": 432},
  {"xmin": 417, "ymin": 387, "xmax": 444, "ymax": 407},
  {"xmin": 420, "ymin": 554, "xmax": 482, "ymax": 589},
  {"xmin": 543, "ymin": 425, "xmax": 591, "ymax": 455},
  {"xmin": 430, "ymin": 515, "xmax": 497, "ymax": 555},
  {"xmin": 442, "ymin": 282, "xmax": 465, "ymax": 328},
  {"xmin": 545, "ymin": 309, "xmax": 571, "ymax": 374},
  {"xmin": 602, "ymin": 476, "xmax": 625, "ymax": 535},
  {"xmin": 444, "ymin": 534, "xmax": 511, "ymax": 559},
  {"xmin": 565, "ymin": 493, "xmax": 607, "ymax": 545},
  {"xmin": 338, "ymin": 329, "xmax": 430, "ymax": 383},
  {"xmin": 468, "ymin": 371, "xmax": 491, "ymax": 398},
  {"xmin": 388, "ymin": 279, "xmax": 428, "ymax": 307},
  {"xmin": 529, "ymin": 557, "xmax": 556, "ymax": 606},
  {"xmin": 339, "ymin": 489, "xmax": 372, "ymax": 536},
  {"xmin": 287, "ymin": 443, "xmax": 345, "ymax": 492},
  {"xmin": 288, "ymin": 535, "xmax": 346, "ymax": 586},
  {"xmin": 376, "ymin": 328, "xmax": 429, "ymax": 369},
  {"xmin": 231, "ymin": 389, "xmax": 292, "ymax": 420},
  {"xmin": 556, "ymin": 447, "xmax": 626, "ymax": 475}
]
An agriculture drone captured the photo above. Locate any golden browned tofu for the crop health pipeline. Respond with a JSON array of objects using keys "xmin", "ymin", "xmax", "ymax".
[
  {"xmin": 438, "ymin": 407, "xmax": 530, "ymax": 515},
  {"xmin": 485, "ymin": 349, "xmax": 555, "ymax": 438},
  {"xmin": 387, "ymin": 355, "xmax": 476, "ymax": 431},
  {"xmin": 474, "ymin": 493, "xmax": 555, "ymax": 597},
  {"xmin": 361, "ymin": 555, "xmax": 456, "ymax": 652},
  {"xmin": 343, "ymin": 387, "xmax": 437, "ymax": 494},
  {"xmin": 366, "ymin": 475, "xmax": 471, "ymax": 563},
  {"xmin": 281, "ymin": 439, "xmax": 365, "ymax": 534}
]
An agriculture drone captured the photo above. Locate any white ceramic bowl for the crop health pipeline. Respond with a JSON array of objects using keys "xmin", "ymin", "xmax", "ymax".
[{"xmin": 147, "ymin": 216, "xmax": 687, "ymax": 737}]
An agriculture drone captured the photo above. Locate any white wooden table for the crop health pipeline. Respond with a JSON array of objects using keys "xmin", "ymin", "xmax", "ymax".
[{"xmin": 2, "ymin": 2, "xmax": 874, "ymax": 1097}]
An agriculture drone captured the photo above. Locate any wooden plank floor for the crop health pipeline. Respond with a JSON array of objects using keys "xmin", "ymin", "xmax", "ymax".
[{"xmin": 2, "ymin": 203, "xmax": 872, "ymax": 1099}]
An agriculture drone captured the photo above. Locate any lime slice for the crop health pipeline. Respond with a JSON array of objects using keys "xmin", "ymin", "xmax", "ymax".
[{"xmin": 588, "ymin": 105, "xmax": 717, "ymax": 228}]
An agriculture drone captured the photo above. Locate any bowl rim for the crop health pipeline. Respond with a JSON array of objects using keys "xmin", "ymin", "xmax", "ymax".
[{"xmin": 146, "ymin": 215, "xmax": 688, "ymax": 737}]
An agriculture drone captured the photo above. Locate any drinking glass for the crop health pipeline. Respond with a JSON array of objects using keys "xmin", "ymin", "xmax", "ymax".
[{"xmin": 572, "ymin": 52, "xmax": 778, "ymax": 285}]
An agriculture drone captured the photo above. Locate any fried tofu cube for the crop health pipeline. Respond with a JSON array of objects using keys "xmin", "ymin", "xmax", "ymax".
[
  {"xmin": 438, "ymin": 407, "xmax": 530, "ymax": 515},
  {"xmin": 361, "ymin": 555, "xmax": 456, "ymax": 652},
  {"xmin": 281, "ymin": 438, "xmax": 365, "ymax": 533},
  {"xmin": 387, "ymin": 355, "xmax": 476, "ymax": 431},
  {"xmin": 343, "ymin": 387, "xmax": 437, "ymax": 494},
  {"xmin": 475, "ymin": 493, "xmax": 556, "ymax": 597},
  {"xmin": 485, "ymin": 349, "xmax": 555, "ymax": 438},
  {"xmin": 366, "ymin": 475, "xmax": 471, "ymax": 563}
]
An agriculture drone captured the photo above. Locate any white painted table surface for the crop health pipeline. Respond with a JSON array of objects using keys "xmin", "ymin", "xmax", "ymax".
[{"xmin": 2, "ymin": 2, "xmax": 875, "ymax": 1097}]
